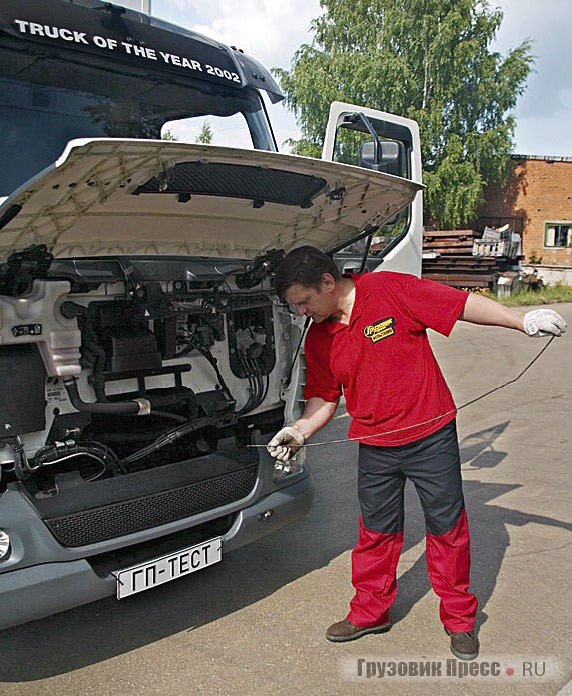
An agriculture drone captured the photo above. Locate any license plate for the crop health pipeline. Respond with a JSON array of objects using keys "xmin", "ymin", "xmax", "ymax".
[{"xmin": 115, "ymin": 537, "xmax": 222, "ymax": 599}]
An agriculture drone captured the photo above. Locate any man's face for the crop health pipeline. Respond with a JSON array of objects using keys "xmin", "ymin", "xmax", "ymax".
[{"xmin": 284, "ymin": 280, "xmax": 335, "ymax": 323}]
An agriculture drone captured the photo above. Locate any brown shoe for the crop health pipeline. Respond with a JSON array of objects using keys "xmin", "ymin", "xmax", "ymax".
[
  {"xmin": 326, "ymin": 618, "xmax": 391, "ymax": 643},
  {"xmin": 445, "ymin": 628, "xmax": 479, "ymax": 660}
]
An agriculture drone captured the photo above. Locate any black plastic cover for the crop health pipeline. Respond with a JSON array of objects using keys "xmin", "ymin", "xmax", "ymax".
[
  {"xmin": 134, "ymin": 161, "xmax": 327, "ymax": 208},
  {"xmin": 0, "ymin": 344, "xmax": 46, "ymax": 435}
]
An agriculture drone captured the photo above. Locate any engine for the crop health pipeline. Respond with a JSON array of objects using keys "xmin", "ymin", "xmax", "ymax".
[{"xmin": 0, "ymin": 248, "xmax": 290, "ymax": 495}]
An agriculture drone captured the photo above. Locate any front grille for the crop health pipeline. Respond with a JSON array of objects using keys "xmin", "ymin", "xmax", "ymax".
[
  {"xmin": 88, "ymin": 515, "xmax": 236, "ymax": 577},
  {"xmin": 45, "ymin": 466, "xmax": 257, "ymax": 547}
]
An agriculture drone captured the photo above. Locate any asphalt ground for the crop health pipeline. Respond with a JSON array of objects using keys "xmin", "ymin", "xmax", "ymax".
[{"xmin": 1, "ymin": 303, "xmax": 571, "ymax": 696}]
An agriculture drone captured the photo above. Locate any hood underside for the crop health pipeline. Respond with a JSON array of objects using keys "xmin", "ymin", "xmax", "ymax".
[{"xmin": 0, "ymin": 139, "xmax": 423, "ymax": 261}]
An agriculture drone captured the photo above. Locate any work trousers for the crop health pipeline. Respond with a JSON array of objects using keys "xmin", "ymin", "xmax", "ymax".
[{"xmin": 347, "ymin": 420, "xmax": 478, "ymax": 632}]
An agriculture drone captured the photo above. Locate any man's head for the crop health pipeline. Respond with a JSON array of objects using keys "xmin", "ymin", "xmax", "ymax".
[{"xmin": 273, "ymin": 246, "xmax": 342, "ymax": 323}]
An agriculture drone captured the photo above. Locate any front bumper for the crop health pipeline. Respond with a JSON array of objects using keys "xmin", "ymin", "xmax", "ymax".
[{"xmin": 0, "ymin": 475, "xmax": 314, "ymax": 631}]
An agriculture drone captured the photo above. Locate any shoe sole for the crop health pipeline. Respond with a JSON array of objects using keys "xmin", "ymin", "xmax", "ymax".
[
  {"xmin": 326, "ymin": 622, "xmax": 392, "ymax": 643},
  {"xmin": 450, "ymin": 646, "xmax": 479, "ymax": 660}
]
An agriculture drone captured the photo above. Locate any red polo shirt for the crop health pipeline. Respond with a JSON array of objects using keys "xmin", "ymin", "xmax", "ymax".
[{"xmin": 303, "ymin": 271, "xmax": 469, "ymax": 446}]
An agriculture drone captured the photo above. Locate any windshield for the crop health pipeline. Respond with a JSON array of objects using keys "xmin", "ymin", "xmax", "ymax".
[{"xmin": 0, "ymin": 76, "xmax": 275, "ymax": 197}]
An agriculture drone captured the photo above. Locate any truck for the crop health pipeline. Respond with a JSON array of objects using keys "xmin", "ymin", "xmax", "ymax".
[{"xmin": 0, "ymin": 0, "xmax": 424, "ymax": 629}]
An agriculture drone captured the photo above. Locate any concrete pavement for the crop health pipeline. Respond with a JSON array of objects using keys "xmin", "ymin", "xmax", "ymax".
[{"xmin": 1, "ymin": 303, "xmax": 571, "ymax": 696}]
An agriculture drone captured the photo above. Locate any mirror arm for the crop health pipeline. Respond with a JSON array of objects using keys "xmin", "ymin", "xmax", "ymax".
[{"xmin": 345, "ymin": 112, "xmax": 382, "ymax": 164}]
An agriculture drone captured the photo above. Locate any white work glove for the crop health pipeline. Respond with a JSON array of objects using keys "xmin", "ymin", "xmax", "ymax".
[
  {"xmin": 267, "ymin": 426, "xmax": 305, "ymax": 463},
  {"xmin": 523, "ymin": 309, "xmax": 567, "ymax": 337}
]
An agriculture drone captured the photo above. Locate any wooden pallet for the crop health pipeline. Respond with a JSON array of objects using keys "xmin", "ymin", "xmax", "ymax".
[{"xmin": 422, "ymin": 229, "xmax": 517, "ymax": 289}]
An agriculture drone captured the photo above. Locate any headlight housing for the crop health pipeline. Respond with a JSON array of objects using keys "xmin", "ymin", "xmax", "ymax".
[{"xmin": 0, "ymin": 529, "xmax": 11, "ymax": 560}]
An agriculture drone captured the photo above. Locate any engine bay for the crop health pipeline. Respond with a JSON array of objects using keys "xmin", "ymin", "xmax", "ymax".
[{"xmin": 0, "ymin": 246, "xmax": 291, "ymax": 496}]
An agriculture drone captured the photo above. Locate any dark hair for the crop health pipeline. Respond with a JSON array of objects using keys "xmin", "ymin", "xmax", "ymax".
[{"xmin": 273, "ymin": 245, "xmax": 341, "ymax": 298}]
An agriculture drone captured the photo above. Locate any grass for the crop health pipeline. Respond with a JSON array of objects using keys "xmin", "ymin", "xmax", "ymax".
[{"xmin": 487, "ymin": 282, "xmax": 572, "ymax": 307}]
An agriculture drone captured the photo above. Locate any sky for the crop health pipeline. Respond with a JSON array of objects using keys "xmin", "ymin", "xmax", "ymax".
[{"xmin": 137, "ymin": 0, "xmax": 571, "ymax": 158}]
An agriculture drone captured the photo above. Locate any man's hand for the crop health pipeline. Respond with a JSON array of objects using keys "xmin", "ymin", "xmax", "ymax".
[
  {"xmin": 523, "ymin": 309, "xmax": 567, "ymax": 337},
  {"xmin": 266, "ymin": 426, "xmax": 305, "ymax": 462}
]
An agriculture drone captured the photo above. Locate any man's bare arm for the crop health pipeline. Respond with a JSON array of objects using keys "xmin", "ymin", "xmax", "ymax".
[
  {"xmin": 459, "ymin": 293, "xmax": 566, "ymax": 337},
  {"xmin": 291, "ymin": 396, "xmax": 340, "ymax": 440},
  {"xmin": 459, "ymin": 293, "xmax": 525, "ymax": 331},
  {"xmin": 267, "ymin": 396, "xmax": 339, "ymax": 462}
]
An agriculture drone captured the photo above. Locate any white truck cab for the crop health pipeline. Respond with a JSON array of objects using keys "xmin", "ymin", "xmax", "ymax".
[{"xmin": 0, "ymin": 0, "xmax": 423, "ymax": 629}]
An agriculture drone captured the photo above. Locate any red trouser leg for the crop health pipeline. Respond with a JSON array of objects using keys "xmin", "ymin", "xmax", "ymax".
[
  {"xmin": 347, "ymin": 516, "xmax": 404, "ymax": 627},
  {"xmin": 425, "ymin": 508, "xmax": 478, "ymax": 632}
]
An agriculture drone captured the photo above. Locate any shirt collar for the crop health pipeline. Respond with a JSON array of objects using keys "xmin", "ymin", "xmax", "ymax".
[{"xmin": 343, "ymin": 272, "xmax": 370, "ymax": 326}]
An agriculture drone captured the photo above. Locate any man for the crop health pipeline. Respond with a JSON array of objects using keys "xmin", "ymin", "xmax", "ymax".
[{"xmin": 267, "ymin": 245, "xmax": 566, "ymax": 660}]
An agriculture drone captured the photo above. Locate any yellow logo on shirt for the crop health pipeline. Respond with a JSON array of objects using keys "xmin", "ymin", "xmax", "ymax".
[{"xmin": 363, "ymin": 316, "xmax": 396, "ymax": 343}]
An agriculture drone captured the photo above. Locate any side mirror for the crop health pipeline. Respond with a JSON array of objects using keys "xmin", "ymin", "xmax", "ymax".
[{"xmin": 360, "ymin": 139, "xmax": 404, "ymax": 177}]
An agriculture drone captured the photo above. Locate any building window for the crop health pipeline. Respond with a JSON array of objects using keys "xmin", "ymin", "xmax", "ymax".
[{"xmin": 544, "ymin": 223, "xmax": 572, "ymax": 248}]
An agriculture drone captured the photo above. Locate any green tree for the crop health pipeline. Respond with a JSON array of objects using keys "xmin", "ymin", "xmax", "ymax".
[
  {"xmin": 275, "ymin": 0, "xmax": 533, "ymax": 229},
  {"xmin": 195, "ymin": 120, "xmax": 213, "ymax": 144},
  {"xmin": 161, "ymin": 128, "xmax": 178, "ymax": 141}
]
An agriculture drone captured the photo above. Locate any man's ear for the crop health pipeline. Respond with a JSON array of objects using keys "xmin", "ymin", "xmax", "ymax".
[{"xmin": 321, "ymin": 273, "xmax": 336, "ymax": 291}]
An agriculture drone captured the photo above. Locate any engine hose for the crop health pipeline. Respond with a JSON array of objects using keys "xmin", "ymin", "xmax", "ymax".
[
  {"xmin": 120, "ymin": 415, "xmax": 216, "ymax": 465},
  {"xmin": 235, "ymin": 355, "xmax": 257, "ymax": 416},
  {"xmin": 35, "ymin": 440, "xmax": 125, "ymax": 474},
  {"xmin": 81, "ymin": 331, "xmax": 108, "ymax": 402},
  {"xmin": 179, "ymin": 338, "xmax": 234, "ymax": 400},
  {"xmin": 63, "ymin": 378, "xmax": 150, "ymax": 415}
]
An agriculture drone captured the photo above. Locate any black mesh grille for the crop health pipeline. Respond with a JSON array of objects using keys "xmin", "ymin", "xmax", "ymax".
[
  {"xmin": 133, "ymin": 161, "xmax": 327, "ymax": 208},
  {"xmin": 45, "ymin": 466, "xmax": 257, "ymax": 547}
]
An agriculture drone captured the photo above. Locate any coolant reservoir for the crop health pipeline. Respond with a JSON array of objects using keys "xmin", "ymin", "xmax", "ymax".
[{"xmin": 0, "ymin": 280, "xmax": 81, "ymax": 376}]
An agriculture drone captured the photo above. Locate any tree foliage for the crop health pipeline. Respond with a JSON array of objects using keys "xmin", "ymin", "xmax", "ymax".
[
  {"xmin": 195, "ymin": 120, "xmax": 213, "ymax": 144},
  {"xmin": 275, "ymin": 0, "xmax": 533, "ymax": 229}
]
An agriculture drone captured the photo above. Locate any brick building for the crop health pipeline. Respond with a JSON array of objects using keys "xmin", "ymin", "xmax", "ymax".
[{"xmin": 476, "ymin": 155, "xmax": 572, "ymax": 284}]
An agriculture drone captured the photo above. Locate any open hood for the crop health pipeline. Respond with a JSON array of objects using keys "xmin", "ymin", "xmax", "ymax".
[{"xmin": 0, "ymin": 139, "xmax": 423, "ymax": 261}]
